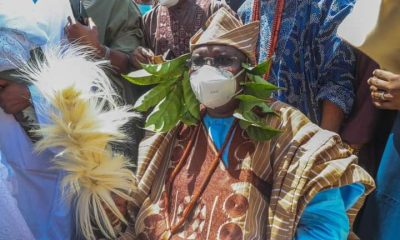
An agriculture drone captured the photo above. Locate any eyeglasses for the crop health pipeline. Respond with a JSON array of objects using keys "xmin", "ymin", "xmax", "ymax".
[{"xmin": 188, "ymin": 55, "xmax": 242, "ymax": 70}]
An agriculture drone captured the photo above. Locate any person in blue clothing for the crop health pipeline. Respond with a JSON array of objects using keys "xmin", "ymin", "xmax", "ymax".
[
  {"xmin": 336, "ymin": 0, "xmax": 400, "ymax": 238},
  {"xmin": 238, "ymin": 0, "xmax": 356, "ymax": 133},
  {"xmin": 0, "ymin": 0, "xmax": 75, "ymax": 239},
  {"xmin": 358, "ymin": 69, "xmax": 400, "ymax": 239}
]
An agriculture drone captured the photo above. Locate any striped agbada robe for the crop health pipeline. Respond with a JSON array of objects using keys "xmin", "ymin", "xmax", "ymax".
[{"xmin": 118, "ymin": 100, "xmax": 375, "ymax": 239}]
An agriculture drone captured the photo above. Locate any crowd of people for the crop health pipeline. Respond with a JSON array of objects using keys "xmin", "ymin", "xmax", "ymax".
[{"xmin": 0, "ymin": 0, "xmax": 399, "ymax": 239}]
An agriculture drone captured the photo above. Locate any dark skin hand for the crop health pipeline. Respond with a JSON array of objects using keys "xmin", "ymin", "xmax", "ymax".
[
  {"xmin": 130, "ymin": 47, "xmax": 155, "ymax": 69},
  {"xmin": 320, "ymin": 100, "xmax": 344, "ymax": 133},
  {"xmin": 190, "ymin": 45, "xmax": 247, "ymax": 118},
  {"xmin": 0, "ymin": 79, "xmax": 30, "ymax": 114},
  {"xmin": 65, "ymin": 16, "xmax": 131, "ymax": 74}
]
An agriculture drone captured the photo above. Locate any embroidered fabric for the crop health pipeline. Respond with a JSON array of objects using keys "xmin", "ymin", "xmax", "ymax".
[
  {"xmin": 0, "ymin": 152, "xmax": 35, "ymax": 240},
  {"xmin": 0, "ymin": 0, "xmax": 48, "ymax": 71},
  {"xmin": 238, "ymin": 0, "xmax": 356, "ymax": 123},
  {"xmin": 0, "ymin": 31, "xmax": 35, "ymax": 72}
]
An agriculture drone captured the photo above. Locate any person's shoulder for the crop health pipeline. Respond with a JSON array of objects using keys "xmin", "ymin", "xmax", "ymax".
[
  {"xmin": 143, "ymin": 5, "xmax": 161, "ymax": 24},
  {"xmin": 112, "ymin": 0, "xmax": 140, "ymax": 12},
  {"xmin": 95, "ymin": 0, "xmax": 140, "ymax": 15}
]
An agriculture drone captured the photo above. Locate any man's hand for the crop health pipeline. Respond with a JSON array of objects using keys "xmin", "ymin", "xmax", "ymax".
[
  {"xmin": 0, "ymin": 80, "xmax": 31, "ymax": 114},
  {"xmin": 368, "ymin": 69, "xmax": 400, "ymax": 110},
  {"xmin": 65, "ymin": 16, "xmax": 103, "ymax": 54},
  {"xmin": 130, "ymin": 47, "xmax": 155, "ymax": 69}
]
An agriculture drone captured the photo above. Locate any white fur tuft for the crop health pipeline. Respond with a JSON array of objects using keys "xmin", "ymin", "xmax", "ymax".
[{"xmin": 22, "ymin": 44, "xmax": 138, "ymax": 239}]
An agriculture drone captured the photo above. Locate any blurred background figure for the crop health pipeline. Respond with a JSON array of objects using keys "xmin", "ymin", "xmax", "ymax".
[
  {"xmin": 0, "ymin": 0, "xmax": 75, "ymax": 239},
  {"xmin": 338, "ymin": 0, "xmax": 400, "ymax": 238},
  {"xmin": 238, "ymin": 0, "xmax": 356, "ymax": 134},
  {"xmin": 65, "ymin": 0, "xmax": 146, "ymax": 164},
  {"xmin": 130, "ymin": 0, "xmax": 234, "ymax": 68}
]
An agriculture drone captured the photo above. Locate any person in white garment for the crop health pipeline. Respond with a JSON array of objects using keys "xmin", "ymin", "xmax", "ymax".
[{"xmin": 0, "ymin": 0, "xmax": 75, "ymax": 239}]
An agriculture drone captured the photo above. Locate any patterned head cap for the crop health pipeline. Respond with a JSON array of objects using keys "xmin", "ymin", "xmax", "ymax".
[{"xmin": 190, "ymin": 8, "xmax": 260, "ymax": 64}]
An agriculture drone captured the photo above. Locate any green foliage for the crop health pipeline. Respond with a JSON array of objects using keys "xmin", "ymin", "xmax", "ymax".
[
  {"xmin": 124, "ymin": 54, "xmax": 199, "ymax": 132},
  {"xmin": 182, "ymin": 71, "xmax": 200, "ymax": 120},
  {"xmin": 140, "ymin": 54, "xmax": 190, "ymax": 76},
  {"xmin": 241, "ymin": 58, "xmax": 272, "ymax": 76},
  {"xmin": 145, "ymin": 84, "xmax": 183, "ymax": 132},
  {"xmin": 122, "ymin": 69, "xmax": 162, "ymax": 85},
  {"xmin": 124, "ymin": 55, "xmax": 280, "ymax": 141},
  {"xmin": 133, "ymin": 80, "xmax": 176, "ymax": 112}
]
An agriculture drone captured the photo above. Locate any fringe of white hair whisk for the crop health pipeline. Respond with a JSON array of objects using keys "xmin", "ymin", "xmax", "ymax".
[{"xmin": 21, "ymin": 44, "xmax": 138, "ymax": 239}]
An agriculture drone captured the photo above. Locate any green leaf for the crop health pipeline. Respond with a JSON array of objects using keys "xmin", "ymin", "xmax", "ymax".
[
  {"xmin": 145, "ymin": 84, "xmax": 183, "ymax": 132},
  {"xmin": 182, "ymin": 71, "xmax": 200, "ymax": 119},
  {"xmin": 241, "ymin": 62, "xmax": 253, "ymax": 72},
  {"xmin": 235, "ymin": 94, "xmax": 275, "ymax": 115},
  {"xmin": 140, "ymin": 53, "xmax": 190, "ymax": 76},
  {"xmin": 250, "ymin": 59, "xmax": 272, "ymax": 76},
  {"xmin": 245, "ymin": 125, "xmax": 281, "ymax": 141},
  {"xmin": 123, "ymin": 69, "xmax": 162, "ymax": 85},
  {"xmin": 238, "ymin": 119, "xmax": 251, "ymax": 130},
  {"xmin": 133, "ymin": 80, "xmax": 176, "ymax": 112},
  {"xmin": 243, "ymin": 83, "xmax": 274, "ymax": 99},
  {"xmin": 242, "ymin": 73, "xmax": 281, "ymax": 99},
  {"xmin": 233, "ymin": 111, "xmax": 261, "ymax": 126},
  {"xmin": 241, "ymin": 59, "xmax": 272, "ymax": 76},
  {"xmin": 245, "ymin": 74, "xmax": 279, "ymax": 88},
  {"xmin": 181, "ymin": 111, "xmax": 199, "ymax": 126},
  {"xmin": 234, "ymin": 110, "xmax": 281, "ymax": 141}
]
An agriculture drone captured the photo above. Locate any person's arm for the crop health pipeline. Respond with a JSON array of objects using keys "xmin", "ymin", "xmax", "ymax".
[
  {"xmin": 313, "ymin": 0, "xmax": 356, "ymax": 132},
  {"xmin": 65, "ymin": 17, "xmax": 132, "ymax": 74},
  {"xmin": 320, "ymin": 100, "xmax": 344, "ymax": 133},
  {"xmin": 295, "ymin": 188, "xmax": 349, "ymax": 240},
  {"xmin": 105, "ymin": 0, "xmax": 148, "ymax": 72}
]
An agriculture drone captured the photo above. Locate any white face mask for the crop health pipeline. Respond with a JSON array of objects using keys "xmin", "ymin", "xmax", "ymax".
[
  {"xmin": 159, "ymin": 0, "xmax": 179, "ymax": 7},
  {"xmin": 190, "ymin": 65, "xmax": 243, "ymax": 109}
]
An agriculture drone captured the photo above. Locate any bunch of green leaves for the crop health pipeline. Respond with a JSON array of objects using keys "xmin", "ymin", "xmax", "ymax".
[
  {"xmin": 123, "ymin": 53, "xmax": 200, "ymax": 132},
  {"xmin": 234, "ymin": 59, "xmax": 282, "ymax": 141},
  {"xmin": 123, "ymin": 55, "xmax": 281, "ymax": 141}
]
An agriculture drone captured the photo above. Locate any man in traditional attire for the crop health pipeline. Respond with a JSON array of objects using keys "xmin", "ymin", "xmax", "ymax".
[
  {"xmin": 116, "ymin": 9, "xmax": 374, "ymax": 239},
  {"xmin": 130, "ymin": 0, "xmax": 233, "ymax": 66},
  {"xmin": 237, "ymin": 0, "xmax": 356, "ymax": 133}
]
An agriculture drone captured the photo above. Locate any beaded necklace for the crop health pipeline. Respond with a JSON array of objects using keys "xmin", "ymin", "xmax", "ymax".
[
  {"xmin": 161, "ymin": 119, "xmax": 238, "ymax": 239},
  {"xmin": 252, "ymin": 0, "xmax": 286, "ymax": 80}
]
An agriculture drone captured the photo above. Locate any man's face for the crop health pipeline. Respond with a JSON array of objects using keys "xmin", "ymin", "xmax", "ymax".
[
  {"xmin": 190, "ymin": 45, "xmax": 247, "ymax": 84},
  {"xmin": 188, "ymin": 44, "xmax": 247, "ymax": 110}
]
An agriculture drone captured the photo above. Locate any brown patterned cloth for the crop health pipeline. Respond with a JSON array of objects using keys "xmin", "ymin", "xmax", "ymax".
[
  {"xmin": 117, "ymin": 100, "xmax": 375, "ymax": 239},
  {"xmin": 143, "ymin": 0, "xmax": 234, "ymax": 58}
]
